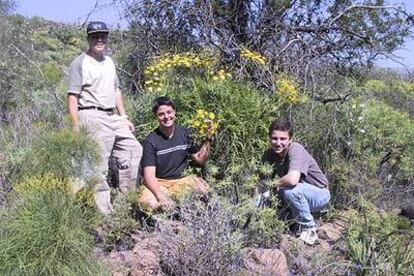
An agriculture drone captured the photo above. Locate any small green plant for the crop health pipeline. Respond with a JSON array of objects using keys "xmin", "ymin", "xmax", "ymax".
[{"xmin": 101, "ymin": 192, "xmax": 139, "ymax": 251}]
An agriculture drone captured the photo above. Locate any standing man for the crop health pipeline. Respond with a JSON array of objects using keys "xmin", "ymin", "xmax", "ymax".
[
  {"xmin": 138, "ymin": 96, "xmax": 211, "ymax": 211},
  {"xmin": 67, "ymin": 21, "xmax": 142, "ymax": 215},
  {"xmin": 260, "ymin": 118, "xmax": 330, "ymax": 245}
]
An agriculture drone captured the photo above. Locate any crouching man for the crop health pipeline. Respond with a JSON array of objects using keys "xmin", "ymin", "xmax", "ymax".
[
  {"xmin": 259, "ymin": 118, "xmax": 330, "ymax": 245},
  {"xmin": 138, "ymin": 97, "xmax": 212, "ymax": 211}
]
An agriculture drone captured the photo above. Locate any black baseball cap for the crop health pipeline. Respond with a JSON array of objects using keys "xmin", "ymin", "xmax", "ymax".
[{"xmin": 86, "ymin": 21, "xmax": 109, "ymax": 35}]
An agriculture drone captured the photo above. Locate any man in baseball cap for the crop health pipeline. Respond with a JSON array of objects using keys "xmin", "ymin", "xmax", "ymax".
[{"xmin": 67, "ymin": 21, "xmax": 142, "ymax": 215}]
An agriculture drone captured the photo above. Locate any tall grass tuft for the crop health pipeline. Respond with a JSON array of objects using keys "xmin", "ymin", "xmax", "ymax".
[{"xmin": 0, "ymin": 178, "xmax": 105, "ymax": 275}]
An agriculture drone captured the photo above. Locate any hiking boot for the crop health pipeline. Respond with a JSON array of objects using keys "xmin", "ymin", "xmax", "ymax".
[{"xmin": 299, "ymin": 226, "xmax": 318, "ymax": 245}]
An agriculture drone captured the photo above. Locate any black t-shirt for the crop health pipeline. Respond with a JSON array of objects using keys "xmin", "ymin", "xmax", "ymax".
[{"xmin": 141, "ymin": 125, "xmax": 198, "ymax": 179}]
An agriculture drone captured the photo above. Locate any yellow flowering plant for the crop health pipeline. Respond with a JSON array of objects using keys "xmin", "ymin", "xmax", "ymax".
[
  {"xmin": 241, "ymin": 49, "xmax": 266, "ymax": 65},
  {"xmin": 211, "ymin": 69, "xmax": 232, "ymax": 81},
  {"xmin": 275, "ymin": 75, "xmax": 300, "ymax": 104},
  {"xmin": 144, "ymin": 52, "xmax": 212, "ymax": 92},
  {"xmin": 188, "ymin": 109, "xmax": 219, "ymax": 141}
]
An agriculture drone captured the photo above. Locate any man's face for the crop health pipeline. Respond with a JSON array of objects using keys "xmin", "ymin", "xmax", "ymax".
[
  {"xmin": 155, "ymin": 105, "xmax": 176, "ymax": 128},
  {"xmin": 270, "ymin": 130, "xmax": 292, "ymax": 156},
  {"xmin": 87, "ymin": 33, "xmax": 108, "ymax": 55}
]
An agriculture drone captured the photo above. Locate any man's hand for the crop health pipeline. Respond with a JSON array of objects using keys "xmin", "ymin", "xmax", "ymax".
[
  {"xmin": 205, "ymin": 119, "xmax": 214, "ymax": 138},
  {"xmin": 125, "ymin": 119, "xmax": 135, "ymax": 132},
  {"xmin": 157, "ymin": 192, "xmax": 175, "ymax": 211}
]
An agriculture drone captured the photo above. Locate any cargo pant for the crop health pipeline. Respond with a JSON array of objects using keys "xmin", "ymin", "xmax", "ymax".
[
  {"xmin": 79, "ymin": 109, "xmax": 143, "ymax": 215},
  {"xmin": 138, "ymin": 176, "xmax": 209, "ymax": 212}
]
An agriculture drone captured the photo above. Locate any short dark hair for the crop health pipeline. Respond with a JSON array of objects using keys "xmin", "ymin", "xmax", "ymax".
[
  {"xmin": 269, "ymin": 118, "xmax": 293, "ymax": 138},
  {"xmin": 152, "ymin": 96, "xmax": 176, "ymax": 114}
]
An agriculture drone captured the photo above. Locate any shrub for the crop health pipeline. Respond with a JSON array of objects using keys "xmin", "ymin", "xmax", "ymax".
[
  {"xmin": 0, "ymin": 181, "xmax": 105, "ymax": 275},
  {"xmin": 157, "ymin": 194, "xmax": 245, "ymax": 275},
  {"xmin": 354, "ymin": 100, "xmax": 414, "ymax": 180},
  {"xmin": 344, "ymin": 200, "xmax": 414, "ymax": 275},
  {"xmin": 14, "ymin": 128, "xmax": 99, "ymax": 182}
]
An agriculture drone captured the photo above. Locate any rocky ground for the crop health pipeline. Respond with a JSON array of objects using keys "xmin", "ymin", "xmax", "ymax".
[{"xmin": 94, "ymin": 217, "xmax": 347, "ymax": 276}]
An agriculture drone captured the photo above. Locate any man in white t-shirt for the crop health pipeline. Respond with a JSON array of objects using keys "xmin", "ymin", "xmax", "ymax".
[{"xmin": 67, "ymin": 21, "xmax": 142, "ymax": 215}]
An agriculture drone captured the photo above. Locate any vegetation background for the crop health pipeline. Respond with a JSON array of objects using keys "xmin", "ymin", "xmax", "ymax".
[{"xmin": 0, "ymin": 0, "xmax": 413, "ymax": 275}]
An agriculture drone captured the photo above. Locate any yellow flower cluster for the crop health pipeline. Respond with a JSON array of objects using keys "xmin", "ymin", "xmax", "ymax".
[
  {"xmin": 276, "ymin": 76, "xmax": 300, "ymax": 104},
  {"xmin": 241, "ymin": 49, "xmax": 266, "ymax": 65},
  {"xmin": 189, "ymin": 109, "xmax": 219, "ymax": 138},
  {"xmin": 14, "ymin": 173, "xmax": 72, "ymax": 196},
  {"xmin": 212, "ymin": 69, "xmax": 232, "ymax": 81},
  {"xmin": 144, "ymin": 53, "xmax": 212, "ymax": 92}
]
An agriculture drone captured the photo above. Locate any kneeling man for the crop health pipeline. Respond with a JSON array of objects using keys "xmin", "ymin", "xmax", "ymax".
[
  {"xmin": 139, "ymin": 97, "xmax": 211, "ymax": 211},
  {"xmin": 260, "ymin": 118, "xmax": 330, "ymax": 245}
]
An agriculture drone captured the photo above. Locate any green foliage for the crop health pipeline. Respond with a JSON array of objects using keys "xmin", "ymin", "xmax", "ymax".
[
  {"xmin": 40, "ymin": 62, "xmax": 63, "ymax": 84},
  {"xmin": 238, "ymin": 198, "xmax": 285, "ymax": 248},
  {"xmin": 328, "ymin": 153, "xmax": 381, "ymax": 208},
  {"xmin": 131, "ymin": 74, "xmax": 283, "ymax": 201},
  {"xmin": 362, "ymin": 79, "xmax": 414, "ymax": 116},
  {"xmin": 344, "ymin": 200, "xmax": 414, "ymax": 275},
  {"xmin": 13, "ymin": 173, "xmax": 72, "ymax": 196},
  {"xmin": 355, "ymin": 100, "xmax": 414, "ymax": 178},
  {"xmin": 0, "ymin": 184, "xmax": 105, "ymax": 275},
  {"xmin": 14, "ymin": 128, "xmax": 99, "ymax": 182},
  {"xmin": 101, "ymin": 192, "xmax": 139, "ymax": 251}
]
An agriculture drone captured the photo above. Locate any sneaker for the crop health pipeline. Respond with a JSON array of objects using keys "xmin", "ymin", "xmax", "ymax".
[{"xmin": 299, "ymin": 227, "xmax": 318, "ymax": 245}]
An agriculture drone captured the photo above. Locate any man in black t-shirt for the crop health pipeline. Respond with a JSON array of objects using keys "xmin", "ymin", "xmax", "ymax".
[{"xmin": 138, "ymin": 97, "xmax": 212, "ymax": 211}]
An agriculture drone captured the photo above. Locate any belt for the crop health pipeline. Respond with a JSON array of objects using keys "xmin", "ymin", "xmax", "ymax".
[{"xmin": 78, "ymin": 106, "xmax": 115, "ymax": 113}]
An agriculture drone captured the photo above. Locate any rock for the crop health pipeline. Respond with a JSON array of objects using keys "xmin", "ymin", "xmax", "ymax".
[
  {"xmin": 97, "ymin": 230, "xmax": 162, "ymax": 276},
  {"xmin": 318, "ymin": 220, "xmax": 345, "ymax": 241},
  {"xmin": 243, "ymin": 248, "xmax": 289, "ymax": 276},
  {"xmin": 129, "ymin": 249, "xmax": 160, "ymax": 276}
]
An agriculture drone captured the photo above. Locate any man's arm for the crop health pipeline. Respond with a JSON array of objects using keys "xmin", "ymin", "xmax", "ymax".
[
  {"xmin": 191, "ymin": 140, "xmax": 211, "ymax": 165},
  {"xmin": 278, "ymin": 170, "xmax": 301, "ymax": 187},
  {"xmin": 67, "ymin": 94, "xmax": 80, "ymax": 132},
  {"xmin": 143, "ymin": 166, "xmax": 174, "ymax": 209},
  {"xmin": 115, "ymin": 89, "xmax": 135, "ymax": 131}
]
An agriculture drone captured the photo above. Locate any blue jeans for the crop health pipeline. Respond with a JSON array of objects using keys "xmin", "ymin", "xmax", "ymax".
[{"xmin": 279, "ymin": 182, "xmax": 330, "ymax": 227}]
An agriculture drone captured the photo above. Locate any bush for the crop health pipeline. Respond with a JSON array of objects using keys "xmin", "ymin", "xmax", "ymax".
[
  {"xmin": 0, "ymin": 178, "xmax": 105, "ymax": 275},
  {"xmin": 14, "ymin": 128, "xmax": 99, "ymax": 182},
  {"xmin": 157, "ymin": 194, "xmax": 245, "ymax": 275},
  {"xmin": 354, "ymin": 100, "xmax": 414, "ymax": 180},
  {"xmin": 344, "ymin": 200, "xmax": 414, "ymax": 275}
]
